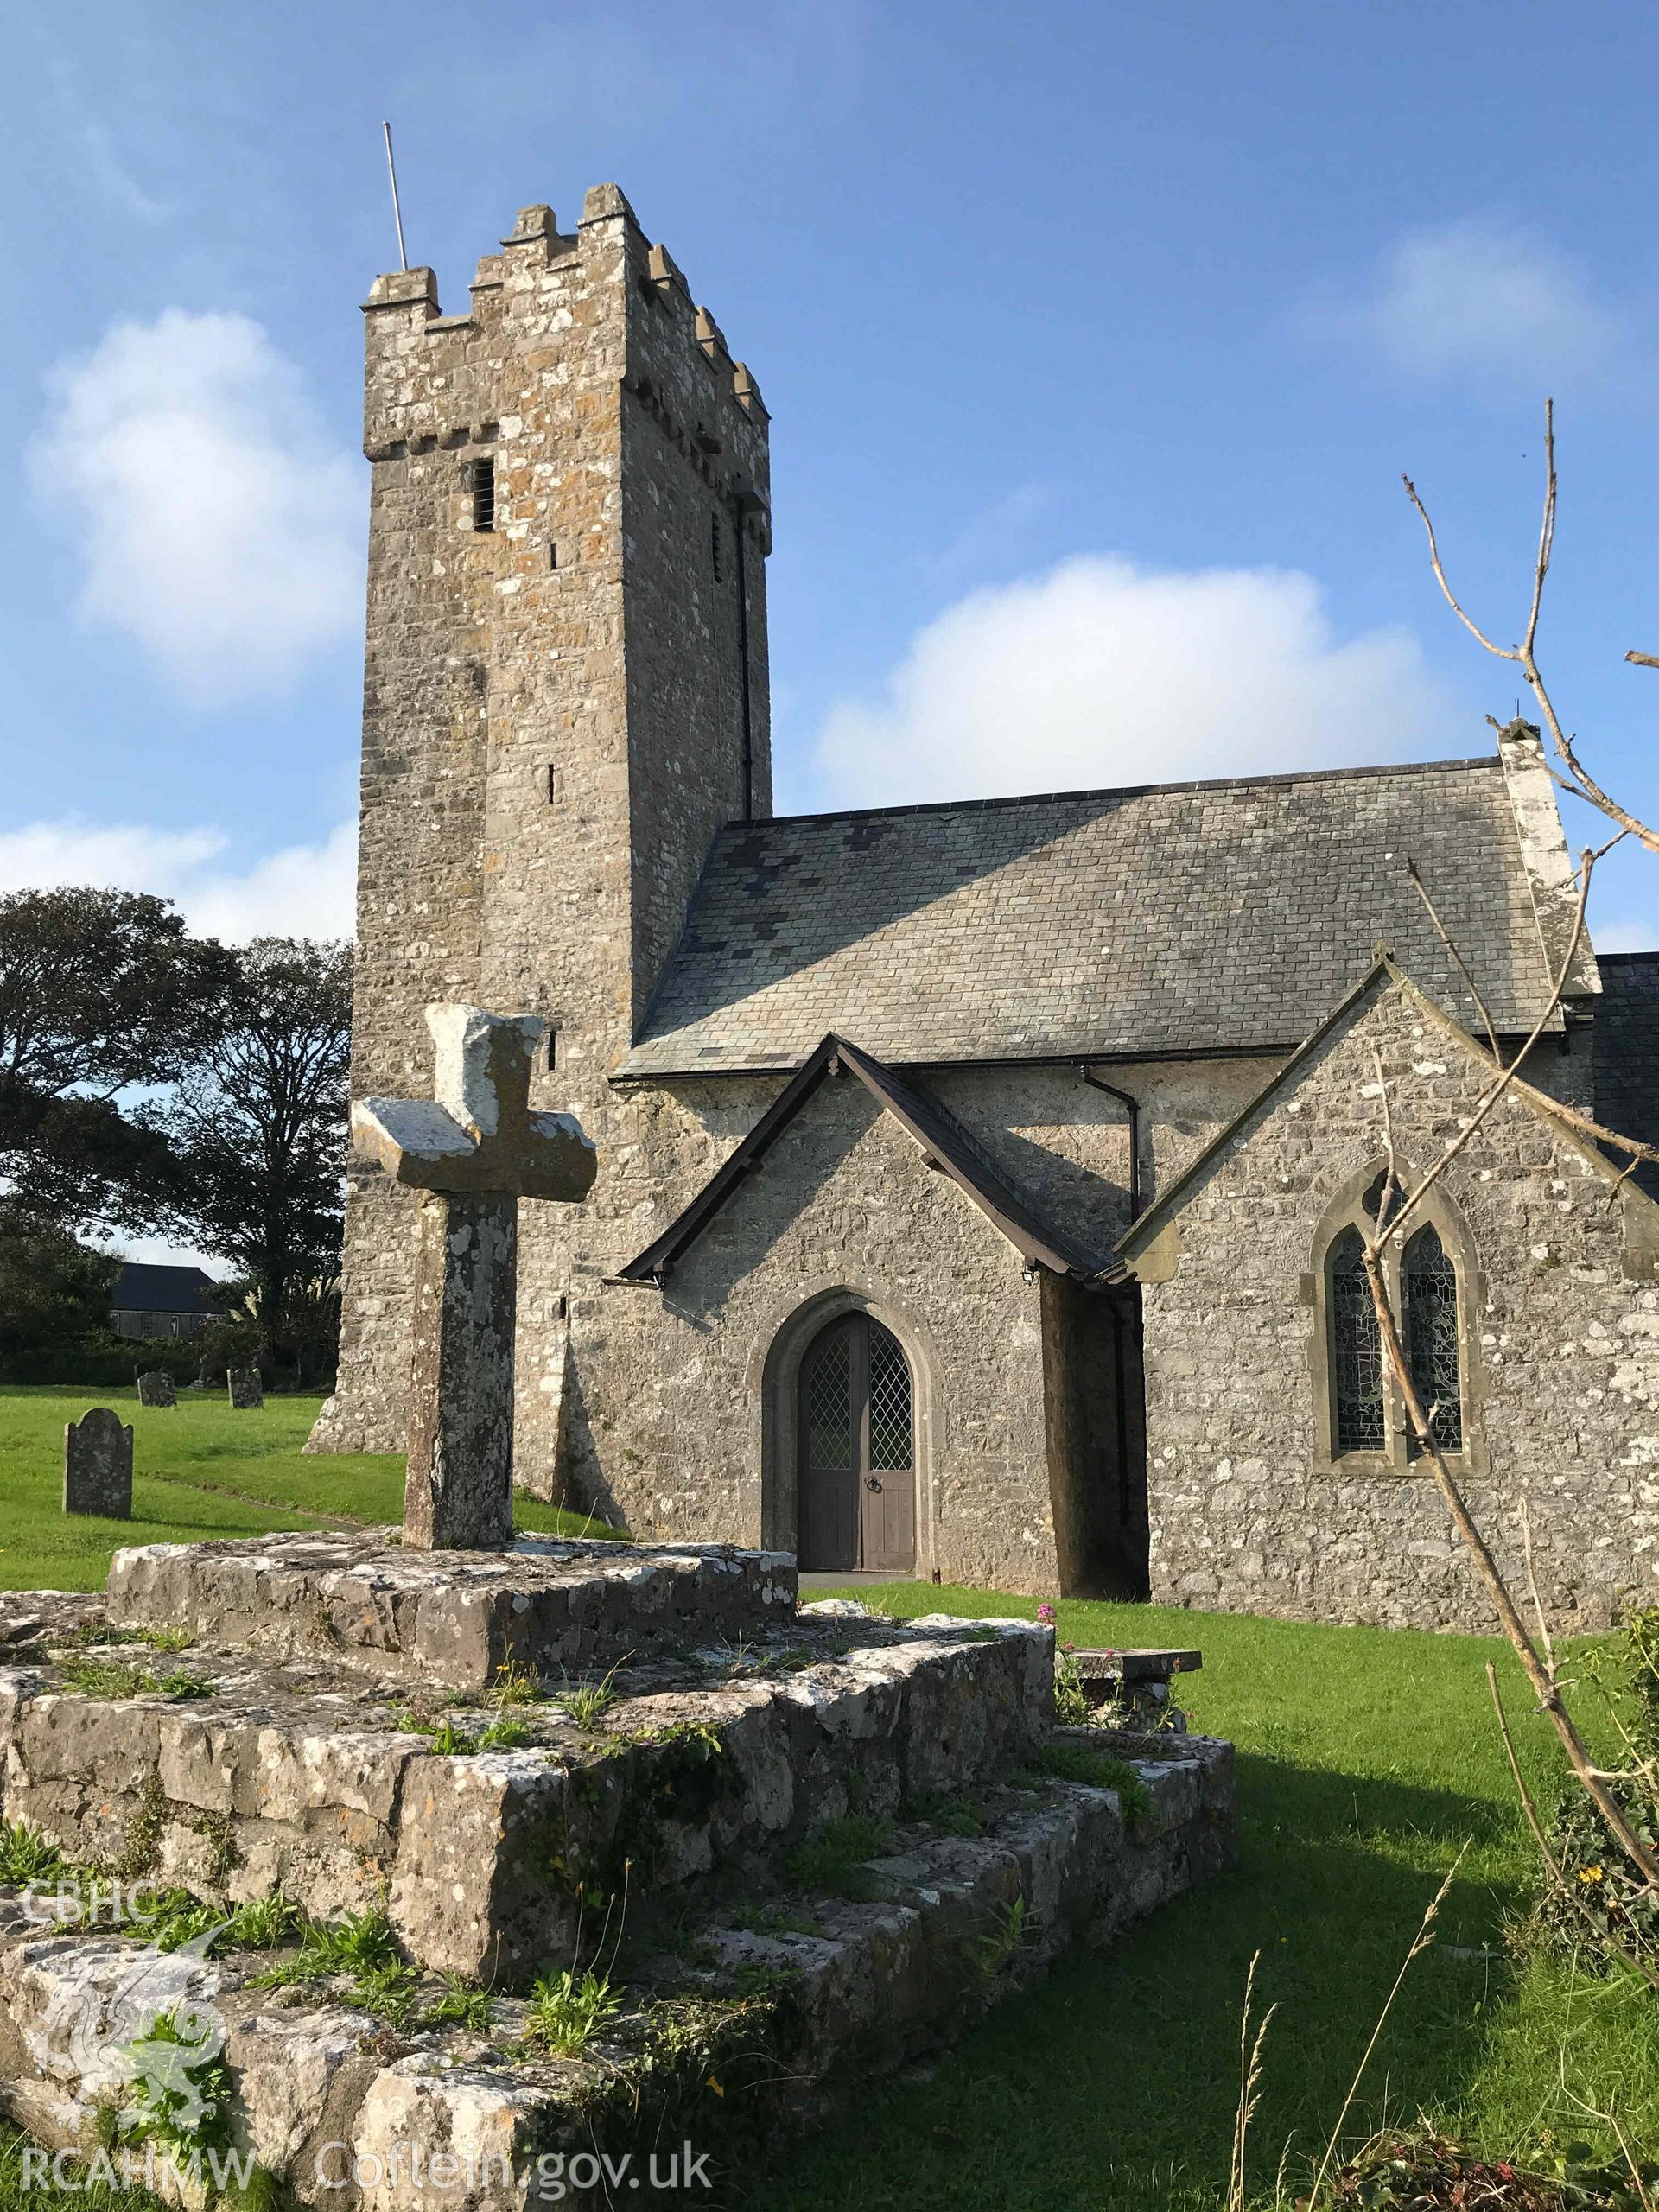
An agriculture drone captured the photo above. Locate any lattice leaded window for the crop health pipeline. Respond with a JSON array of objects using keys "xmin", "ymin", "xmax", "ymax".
[
  {"xmin": 805, "ymin": 1328, "xmax": 854, "ymax": 1469},
  {"xmin": 868, "ymin": 1322, "xmax": 912, "ymax": 1471},
  {"xmin": 1404, "ymin": 1225, "xmax": 1462, "ymax": 1452},
  {"xmin": 1331, "ymin": 1226, "xmax": 1385, "ymax": 1453}
]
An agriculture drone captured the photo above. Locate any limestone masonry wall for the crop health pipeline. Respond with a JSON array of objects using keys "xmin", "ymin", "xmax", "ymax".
[
  {"xmin": 1135, "ymin": 980, "xmax": 1659, "ymax": 1630},
  {"xmin": 315, "ymin": 186, "xmax": 771, "ymax": 1463}
]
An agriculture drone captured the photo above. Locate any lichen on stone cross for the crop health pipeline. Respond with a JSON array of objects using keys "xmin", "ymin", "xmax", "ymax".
[{"xmin": 353, "ymin": 1007, "xmax": 597, "ymax": 1551}]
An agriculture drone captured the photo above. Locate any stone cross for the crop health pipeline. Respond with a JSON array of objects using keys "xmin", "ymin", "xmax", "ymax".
[
  {"xmin": 353, "ymin": 1006, "xmax": 596, "ymax": 1550},
  {"xmin": 63, "ymin": 1408, "xmax": 133, "ymax": 1519},
  {"xmin": 137, "ymin": 1371, "xmax": 176, "ymax": 1409}
]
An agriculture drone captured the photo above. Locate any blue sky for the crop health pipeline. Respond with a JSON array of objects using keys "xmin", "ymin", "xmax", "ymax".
[{"xmin": 3, "ymin": 0, "xmax": 1656, "ymax": 975}]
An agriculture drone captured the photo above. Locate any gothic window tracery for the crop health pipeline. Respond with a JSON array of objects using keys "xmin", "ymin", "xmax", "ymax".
[
  {"xmin": 1403, "ymin": 1224, "xmax": 1462, "ymax": 1452},
  {"xmin": 1330, "ymin": 1226, "xmax": 1385, "ymax": 1453}
]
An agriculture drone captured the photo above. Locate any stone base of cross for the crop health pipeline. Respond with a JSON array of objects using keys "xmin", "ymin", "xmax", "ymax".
[{"xmin": 353, "ymin": 1007, "xmax": 596, "ymax": 1550}]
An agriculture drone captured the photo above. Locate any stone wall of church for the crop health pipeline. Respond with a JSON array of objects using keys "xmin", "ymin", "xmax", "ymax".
[
  {"xmin": 1133, "ymin": 979, "xmax": 1659, "ymax": 1631},
  {"xmin": 550, "ymin": 1058, "xmax": 1282, "ymax": 1586},
  {"xmin": 565, "ymin": 1074, "xmax": 1060, "ymax": 1591}
]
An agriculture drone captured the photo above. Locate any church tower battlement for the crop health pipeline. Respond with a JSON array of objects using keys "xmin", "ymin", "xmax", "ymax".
[{"xmin": 313, "ymin": 185, "xmax": 772, "ymax": 1460}]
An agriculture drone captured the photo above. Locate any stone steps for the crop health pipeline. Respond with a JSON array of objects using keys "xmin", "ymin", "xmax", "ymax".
[
  {"xmin": 0, "ymin": 1738, "xmax": 1234, "ymax": 2209},
  {"xmin": 0, "ymin": 1613, "xmax": 1052, "ymax": 1983},
  {"xmin": 105, "ymin": 1534, "xmax": 798, "ymax": 1693}
]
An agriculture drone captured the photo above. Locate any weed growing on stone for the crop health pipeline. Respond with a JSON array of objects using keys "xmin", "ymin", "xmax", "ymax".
[
  {"xmin": 1030, "ymin": 1741, "xmax": 1154, "ymax": 1827},
  {"xmin": 116, "ymin": 2010, "xmax": 234, "ymax": 2158},
  {"xmin": 730, "ymin": 1903, "xmax": 824, "ymax": 1939},
  {"xmin": 54, "ymin": 1655, "xmax": 213, "ymax": 1702},
  {"xmin": 558, "ymin": 1661, "xmax": 627, "ymax": 1730},
  {"xmin": 423, "ymin": 1975, "xmax": 495, "ymax": 2032},
  {"xmin": 899, "ymin": 1791, "xmax": 984, "ymax": 1838},
  {"xmin": 1052, "ymin": 1647, "xmax": 1093, "ymax": 1727},
  {"xmin": 972, "ymin": 1895, "xmax": 1034, "ymax": 1980},
  {"xmin": 136, "ymin": 1627, "xmax": 196, "ymax": 1655},
  {"xmin": 253, "ymin": 1909, "xmax": 419, "ymax": 2018},
  {"xmin": 391, "ymin": 1705, "xmax": 529, "ymax": 1756},
  {"xmin": 490, "ymin": 1659, "xmax": 545, "ymax": 1707},
  {"xmin": 786, "ymin": 1815, "xmax": 894, "ymax": 1900},
  {"xmin": 216, "ymin": 1895, "xmax": 301, "ymax": 1951},
  {"xmin": 0, "ymin": 1820, "xmax": 64, "ymax": 1885},
  {"xmin": 521, "ymin": 1966, "xmax": 622, "ymax": 2056}
]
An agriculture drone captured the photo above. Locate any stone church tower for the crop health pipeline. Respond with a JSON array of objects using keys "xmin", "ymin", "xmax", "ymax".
[{"xmin": 310, "ymin": 186, "xmax": 772, "ymax": 1471}]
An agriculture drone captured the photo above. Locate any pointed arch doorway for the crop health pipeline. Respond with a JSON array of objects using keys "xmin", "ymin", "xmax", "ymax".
[{"xmin": 798, "ymin": 1313, "xmax": 915, "ymax": 1573}]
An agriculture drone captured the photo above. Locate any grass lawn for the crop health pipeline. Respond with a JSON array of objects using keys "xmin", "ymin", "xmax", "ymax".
[
  {"xmin": 0, "ymin": 1383, "xmax": 623, "ymax": 1590},
  {"xmin": 0, "ymin": 1388, "xmax": 1651, "ymax": 2205},
  {"xmin": 760, "ymin": 1584, "xmax": 1658, "ymax": 2211}
]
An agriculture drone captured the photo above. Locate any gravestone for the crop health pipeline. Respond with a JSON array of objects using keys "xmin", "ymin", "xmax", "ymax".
[
  {"xmin": 62, "ymin": 1408, "xmax": 132, "ymax": 1519},
  {"xmin": 137, "ymin": 1371, "xmax": 176, "ymax": 1408},
  {"xmin": 353, "ymin": 1005, "xmax": 596, "ymax": 1549},
  {"xmin": 227, "ymin": 1369, "xmax": 264, "ymax": 1410}
]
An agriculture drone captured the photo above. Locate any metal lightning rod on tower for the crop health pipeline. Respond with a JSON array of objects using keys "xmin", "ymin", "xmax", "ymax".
[{"xmin": 383, "ymin": 121, "xmax": 409, "ymax": 273}]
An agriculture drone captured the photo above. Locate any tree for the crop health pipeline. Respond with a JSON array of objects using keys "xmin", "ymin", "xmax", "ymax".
[
  {"xmin": 0, "ymin": 1205, "xmax": 118, "ymax": 1364},
  {"xmin": 0, "ymin": 889, "xmax": 232, "ymax": 1233},
  {"xmin": 167, "ymin": 938, "xmax": 352, "ymax": 1375}
]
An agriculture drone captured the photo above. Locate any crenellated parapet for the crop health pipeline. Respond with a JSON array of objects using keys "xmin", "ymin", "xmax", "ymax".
[{"xmin": 359, "ymin": 187, "xmax": 770, "ymax": 558}]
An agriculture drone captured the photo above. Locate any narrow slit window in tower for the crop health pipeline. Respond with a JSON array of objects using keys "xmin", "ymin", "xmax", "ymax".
[
  {"xmin": 710, "ymin": 511, "xmax": 722, "ymax": 582},
  {"xmin": 465, "ymin": 457, "xmax": 495, "ymax": 532}
]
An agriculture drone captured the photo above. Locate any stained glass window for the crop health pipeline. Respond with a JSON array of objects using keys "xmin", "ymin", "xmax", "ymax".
[
  {"xmin": 868, "ymin": 1322, "xmax": 912, "ymax": 1471},
  {"xmin": 1404, "ymin": 1225, "xmax": 1462, "ymax": 1452},
  {"xmin": 1331, "ymin": 1226, "xmax": 1385, "ymax": 1453},
  {"xmin": 806, "ymin": 1327, "xmax": 853, "ymax": 1468}
]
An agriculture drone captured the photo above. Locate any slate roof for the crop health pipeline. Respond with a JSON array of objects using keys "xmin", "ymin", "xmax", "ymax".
[
  {"xmin": 1116, "ymin": 957, "xmax": 1659, "ymax": 1268},
  {"xmin": 617, "ymin": 759, "xmax": 1566, "ymax": 1077},
  {"xmin": 1592, "ymin": 952, "xmax": 1659, "ymax": 1202},
  {"xmin": 111, "ymin": 1262, "xmax": 226, "ymax": 1316},
  {"xmin": 615, "ymin": 1035, "xmax": 1112, "ymax": 1283}
]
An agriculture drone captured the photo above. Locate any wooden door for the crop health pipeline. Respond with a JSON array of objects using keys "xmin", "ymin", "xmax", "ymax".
[{"xmin": 798, "ymin": 1314, "xmax": 915, "ymax": 1573}]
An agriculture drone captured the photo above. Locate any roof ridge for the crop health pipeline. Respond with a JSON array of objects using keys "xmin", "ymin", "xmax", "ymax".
[{"xmin": 746, "ymin": 754, "xmax": 1500, "ymax": 833}]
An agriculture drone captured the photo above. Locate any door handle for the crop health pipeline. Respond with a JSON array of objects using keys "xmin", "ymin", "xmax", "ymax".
[{"xmin": 865, "ymin": 1477, "xmax": 881, "ymax": 1492}]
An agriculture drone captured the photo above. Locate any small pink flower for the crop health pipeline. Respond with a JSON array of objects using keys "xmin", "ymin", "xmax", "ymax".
[{"xmin": 1036, "ymin": 1603, "xmax": 1056, "ymax": 1625}]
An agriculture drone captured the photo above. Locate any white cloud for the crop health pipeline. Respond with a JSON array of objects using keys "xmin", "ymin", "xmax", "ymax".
[
  {"xmin": 0, "ymin": 817, "xmax": 356, "ymax": 943},
  {"xmin": 1316, "ymin": 219, "xmax": 1625, "ymax": 391},
  {"xmin": 804, "ymin": 554, "xmax": 1461, "ymax": 810},
  {"xmin": 33, "ymin": 309, "xmax": 360, "ymax": 704}
]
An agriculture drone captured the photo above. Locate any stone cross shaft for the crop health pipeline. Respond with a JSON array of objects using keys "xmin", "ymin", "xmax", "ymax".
[{"xmin": 353, "ymin": 1007, "xmax": 596, "ymax": 1550}]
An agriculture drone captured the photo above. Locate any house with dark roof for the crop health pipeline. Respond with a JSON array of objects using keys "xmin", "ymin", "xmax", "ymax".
[
  {"xmin": 111, "ymin": 1262, "xmax": 226, "ymax": 1343},
  {"xmin": 308, "ymin": 187, "xmax": 1659, "ymax": 1630}
]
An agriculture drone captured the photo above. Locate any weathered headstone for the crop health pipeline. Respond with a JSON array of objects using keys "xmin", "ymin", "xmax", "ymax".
[
  {"xmin": 137, "ymin": 1371, "xmax": 176, "ymax": 1409},
  {"xmin": 353, "ymin": 1005, "xmax": 596, "ymax": 1550},
  {"xmin": 227, "ymin": 1369, "xmax": 264, "ymax": 1410},
  {"xmin": 62, "ymin": 1408, "xmax": 133, "ymax": 1519}
]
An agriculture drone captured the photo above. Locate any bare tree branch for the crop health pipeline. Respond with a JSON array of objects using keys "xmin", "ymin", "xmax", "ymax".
[
  {"xmin": 1405, "ymin": 858, "xmax": 1500, "ymax": 1061},
  {"xmin": 1402, "ymin": 473, "xmax": 1519, "ymax": 661},
  {"xmin": 1523, "ymin": 397, "xmax": 1557, "ymax": 661},
  {"xmin": 1405, "ymin": 406, "xmax": 1659, "ymax": 856},
  {"xmin": 1377, "ymin": 851, "xmax": 1594, "ymax": 1252}
]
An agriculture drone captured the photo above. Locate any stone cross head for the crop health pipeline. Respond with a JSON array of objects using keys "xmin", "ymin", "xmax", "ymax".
[{"xmin": 353, "ymin": 1007, "xmax": 596, "ymax": 1203}]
